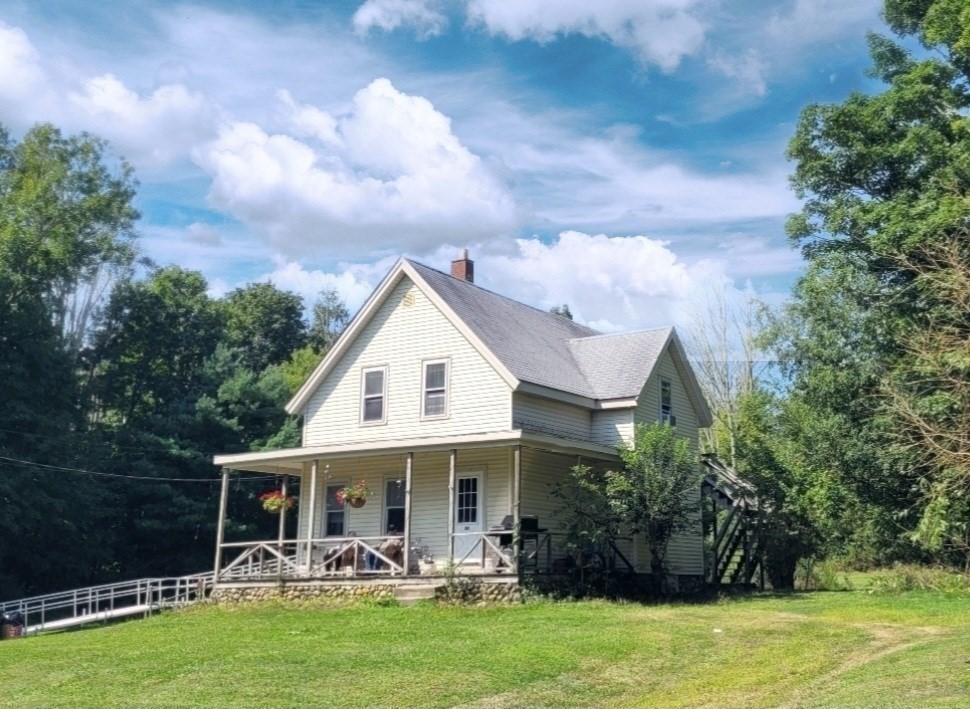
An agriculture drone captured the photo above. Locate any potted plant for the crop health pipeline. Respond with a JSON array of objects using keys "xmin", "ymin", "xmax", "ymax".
[
  {"xmin": 259, "ymin": 489, "xmax": 297, "ymax": 514},
  {"xmin": 335, "ymin": 481, "xmax": 370, "ymax": 508}
]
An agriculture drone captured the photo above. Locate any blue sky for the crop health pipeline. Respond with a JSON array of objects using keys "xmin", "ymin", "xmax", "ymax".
[{"xmin": 0, "ymin": 0, "xmax": 886, "ymax": 331}]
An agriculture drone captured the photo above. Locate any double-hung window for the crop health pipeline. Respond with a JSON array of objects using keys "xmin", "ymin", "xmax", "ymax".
[
  {"xmin": 660, "ymin": 379, "xmax": 673, "ymax": 424},
  {"xmin": 384, "ymin": 478, "xmax": 405, "ymax": 534},
  {"xmin": 361, "ymin": 366, "xmax": 387, "ymax": 424},
  {"xmin": 325, "ymin": 484, "xmax": 346, "ymax": 536},
  {"xmin": 421, "ymin": 359, "xmax": 449, "ymax": 419}
]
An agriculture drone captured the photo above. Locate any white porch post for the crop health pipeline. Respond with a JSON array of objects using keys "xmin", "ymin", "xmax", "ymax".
[
  {"xmin": 305, "ymin": 460, "xmax": 318, "ymax": 571},
  {"xmin": 403, "ymin": 452, "xmax": 414, "ymax": 575},
  {"xmin": 278, "ymin": 474, "xmax": 289, "ymax": 547},
  {"xmin": 213, "ymin": 468, "xmax": 230, "ymax": 580},
  {"xmin": 447, "ymin": 448, "xmax": 457, "ymax": 563},
  {"xmin": 512, "ymin": 445, "xmax": 521, "ymax": 575}
]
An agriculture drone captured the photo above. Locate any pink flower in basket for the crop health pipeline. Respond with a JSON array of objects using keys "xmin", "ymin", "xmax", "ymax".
[
  {"xmin": 259, "ymin": 489, "xmax": 297, "ymax": 514},
  {"xmin": 335, "ymin": 481, "xmax": 370, "ymax": 508}
]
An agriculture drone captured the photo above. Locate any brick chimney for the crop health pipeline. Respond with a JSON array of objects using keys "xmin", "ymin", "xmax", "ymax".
[{"xmin": 450, "ymin": 248, "xmax": 474, "ymax": 283}]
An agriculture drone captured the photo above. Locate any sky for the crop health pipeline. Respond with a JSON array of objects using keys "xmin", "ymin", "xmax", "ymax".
[{"xmin": 0, "ymin": 0, "xmax": 887, "ymax": 332}]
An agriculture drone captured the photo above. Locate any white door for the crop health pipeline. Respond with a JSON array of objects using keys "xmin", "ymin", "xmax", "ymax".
[{"xmin": 453, "ymin": 474, "xmax": 483, "ymax": 563}]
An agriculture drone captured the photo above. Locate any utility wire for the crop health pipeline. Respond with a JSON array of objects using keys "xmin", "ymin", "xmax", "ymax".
[{"xmin": 0, "ymin": 455, "xmax": 281, "ymax": 484}]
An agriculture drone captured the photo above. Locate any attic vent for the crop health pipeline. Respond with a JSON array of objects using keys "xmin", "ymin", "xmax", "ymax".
[{"xmin": 402, "ymin": 291, "xmax": 415, "ymax": 308}]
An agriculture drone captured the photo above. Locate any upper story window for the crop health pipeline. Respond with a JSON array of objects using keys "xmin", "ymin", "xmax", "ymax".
[
  {"xmin": 660, "ymin": 379, "xmax": 673, "ymax": 424},
  {"xmin": 361, "ymin": 366, "xmax": 387, "ymax": 424},
  {"xmin": 421, "ymin": 359, "xmax": 449, "ymax": 419}
]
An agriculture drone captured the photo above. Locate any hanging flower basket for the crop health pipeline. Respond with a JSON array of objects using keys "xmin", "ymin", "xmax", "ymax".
[
  {"xmin": 259, "ymin": 489, "xmax": 297, "ymax": 514},
  {"xmin": 335, "ymin": 481, "xmax": 370, "ymax": 509}
]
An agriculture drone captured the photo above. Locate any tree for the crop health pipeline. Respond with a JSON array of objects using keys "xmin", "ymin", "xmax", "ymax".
[
  {"xmin": 608, "ymin": 423, "xmax": 701, "ymax": 577},
  {"xmin": 774, "ymin": 0, "xmax": 970, "ymax": 566},
  {"xmin": 93, "ymin": 267, "xmax": 224, "ymax": 423},
  {"xmin": 224, "ymin": 283, "xmax": 306, "ymax": 372},
  {"xmin": 308, "ymin": 288, "xmax": 349, "ymax": 352},
  {"xmin": 0, "ymin": 123, "xmax": 138, "ymax": 353},
  {"xmin": 0, "ymin": 123, "xmax": 137, "ymax": 598},
  {"xmin": 549, "ymin": 304, "xmax": 573, "ymax": 320},
  {"xmin": 684, "ymin": 287, "xmax": 763, "ymax": 466}
]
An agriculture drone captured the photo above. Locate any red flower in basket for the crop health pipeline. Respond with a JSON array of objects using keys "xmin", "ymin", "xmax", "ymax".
[
  {"xmin": 335, "ymin": 481, "xmax": 370, "ymax": 508},
  {"xmin": 259, "ymin": 489, "xmax": 297, "ymax": 514}
]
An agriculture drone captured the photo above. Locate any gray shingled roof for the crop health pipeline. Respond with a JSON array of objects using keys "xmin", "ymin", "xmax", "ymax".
[{"xmin": 408, "ymin": 259, "xmax": 672, "ymax": 401}]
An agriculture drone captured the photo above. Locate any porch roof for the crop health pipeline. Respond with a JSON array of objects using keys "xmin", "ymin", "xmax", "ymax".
[{"xmin": 213, "ymin": 430, "xmax": 619, "ymax": 474}]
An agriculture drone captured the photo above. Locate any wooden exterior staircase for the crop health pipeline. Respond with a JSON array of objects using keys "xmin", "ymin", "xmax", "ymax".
[{"xmin": 702, "ymin": 454, "xmax": 763, "ymax": 588}]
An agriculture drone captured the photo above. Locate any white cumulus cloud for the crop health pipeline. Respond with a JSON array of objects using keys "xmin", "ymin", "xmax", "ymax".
[
  {"xmin": 466, "ymin": 0, "xmax": 706, "ymax": 72},
  {"xmin": 193, "ymin": 78, "xmax": 518, "ymax": 257},
  {"xmin": 69, "ymin": 75, "xmax": 221, "ymax": 168},
  {"xmin": 353, "ymin": 0, "xmax": 448, "ymax": 38},
  {"xmin": 477, "ymin": 231, "xmax": 711, "ymax": 330}
]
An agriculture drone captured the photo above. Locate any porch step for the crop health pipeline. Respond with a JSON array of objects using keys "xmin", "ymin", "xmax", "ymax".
[{"xmin": 394, "ymin": 584, "xmax": 443, "ymax": 606}]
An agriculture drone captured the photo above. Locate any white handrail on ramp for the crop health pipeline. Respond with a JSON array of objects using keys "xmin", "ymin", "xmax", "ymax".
[{"xmin": 0, "ymin": 572, "xmax": 214, "ymax": 635}]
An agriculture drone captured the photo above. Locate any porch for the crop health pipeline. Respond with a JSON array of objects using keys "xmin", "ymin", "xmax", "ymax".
[{"xmin": 212, "ymin": 431, "xmax": 623, "ymax": 586}]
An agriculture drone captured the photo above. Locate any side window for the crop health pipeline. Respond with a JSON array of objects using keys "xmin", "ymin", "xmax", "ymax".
[
  {"xmin": 325, "ymin": 484, "xmax": 346, "ymax": 536},
  {"xmin": 660, "ymin": 379, "xmax": 673, "ymax": 424},
  {"xmin": 384, "ymin": 479, "xmax": 405, "ymax": 534},
  {"xmin": 361, "ymin": 366, "xmax": 387, "ymax": 424},
  {"xmin": 422, "ymin": 359, "xmax": 449, "ymax": 419}
]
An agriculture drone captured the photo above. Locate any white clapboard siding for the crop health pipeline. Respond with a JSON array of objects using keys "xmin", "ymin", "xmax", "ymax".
[
  {"xmin": 303, "ymin": 277, "xmax": 512, "ymax": 446},
  {"xmin": 632, "ymin": 344, "xmax": 704, "ymax": 575},
  {"xmin": 295, "ymin": 448, "xmax": 511, "ymax": 565},
  {"xmin": 512, "ymin": 393, "xmax": 591, "ymax": 440},
  {"xmin": 591, "ymin": 409, "xmax": 634, "ymax": 447}
]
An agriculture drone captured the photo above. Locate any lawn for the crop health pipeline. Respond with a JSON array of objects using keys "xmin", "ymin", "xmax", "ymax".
[{"xmin": 0, "ymin": 592, "xmax": 967, "ymax": 708}]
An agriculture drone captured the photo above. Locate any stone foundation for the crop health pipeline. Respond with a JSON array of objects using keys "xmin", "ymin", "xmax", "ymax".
[
  {"xmin": 211, "ymin": 583, "xmax": 396, "ymax": 605},
  {"xmin": 434, "ymin": 579, "xmax": 522, "ymax": 605}
]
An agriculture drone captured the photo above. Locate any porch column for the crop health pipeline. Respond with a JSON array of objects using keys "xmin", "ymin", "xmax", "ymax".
[
  {"xmin": 278, "ymin": 474, "xmax": 289, "ymax": 547},
  {"xmin": 403, "ymin": 452, "xmax": 413, "ymax": 575},
  {"xmin": 213, "ymin": 468, "xmax": 230, "ymax": 580},
  {"xmin": 447, "ymin": 448, "xmax": 457, "ymax": 563},
  {"xmin": 512, "ymin": 445, "xmax": 521, "ymax": 575},
  {"xmin": 305, "ymin": 460, "xmax": 318, "ymax": 571}
]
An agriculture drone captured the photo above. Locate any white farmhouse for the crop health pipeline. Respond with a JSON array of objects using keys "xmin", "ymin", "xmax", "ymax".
[{"xmin": 212, "ymin": 251, "xmax": 713, "ymax": 598}]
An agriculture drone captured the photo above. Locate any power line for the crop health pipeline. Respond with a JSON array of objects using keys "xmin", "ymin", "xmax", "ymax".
[{"xmin": 0, "ymin": 455, "xmax": 280, "ymax": 484}]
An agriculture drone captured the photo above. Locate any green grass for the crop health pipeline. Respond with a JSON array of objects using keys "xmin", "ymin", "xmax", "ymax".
[{"xmin": 1, "ymin": 592, "xmax": 968, "ymax": 708}]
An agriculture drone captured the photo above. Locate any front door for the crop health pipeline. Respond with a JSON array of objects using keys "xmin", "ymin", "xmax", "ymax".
[{"xmin": 453, "ymin": 474, "xmax": 483, "ymax": 563}]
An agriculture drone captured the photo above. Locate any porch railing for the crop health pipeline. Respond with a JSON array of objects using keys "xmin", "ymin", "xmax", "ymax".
[{"xmin": 217, "ymin": 536, "xmax": 406, "ymax": 581}]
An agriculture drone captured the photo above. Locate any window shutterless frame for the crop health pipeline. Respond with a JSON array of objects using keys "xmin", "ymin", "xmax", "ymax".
[
  {"xmin": 660, "ymin": 378, "xmax": 673, "ymax": 424},
  {"xmin": 324, "ymin": 482, "xmax": 347, "ymax": 537},
  {"xmin": 360, "ymin": 365, "xmax": 388, "ymax": 425},
  {"xmin": 420, "ymin": 358, "xmax": 450, "ymax": 420}
]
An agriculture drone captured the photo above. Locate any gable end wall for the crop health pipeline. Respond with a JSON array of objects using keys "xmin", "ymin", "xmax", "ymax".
[{"xmin": 303, "ymin": 277, "xmax": 512, "ymax": 446}]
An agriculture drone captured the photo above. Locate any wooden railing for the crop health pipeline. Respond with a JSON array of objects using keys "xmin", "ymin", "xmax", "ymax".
[{"xmin": 217, "ymin": 536, "xmax": 406, "ymax": 581}]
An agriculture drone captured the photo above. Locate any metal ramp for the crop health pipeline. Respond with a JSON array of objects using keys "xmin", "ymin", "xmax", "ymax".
[{"xmin": 1, "ymin": 572, "xmax": 214, "ymax": 635}]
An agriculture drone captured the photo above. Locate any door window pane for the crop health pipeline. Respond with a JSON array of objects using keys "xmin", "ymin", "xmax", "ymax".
[{"xmin": 457, "ymin": 477, "xmax": 478, "ymax": 524}]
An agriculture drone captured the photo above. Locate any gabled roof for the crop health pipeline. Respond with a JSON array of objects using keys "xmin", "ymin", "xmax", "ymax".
[{"xmin": 287, "ymin": 257, "xmax": 712, "ymax": 426}]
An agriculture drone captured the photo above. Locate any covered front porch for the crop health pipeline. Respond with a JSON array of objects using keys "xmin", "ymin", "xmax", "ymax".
[{"xmin": 212, "ymin": 431, "xmax": 622, "ymax": 586}]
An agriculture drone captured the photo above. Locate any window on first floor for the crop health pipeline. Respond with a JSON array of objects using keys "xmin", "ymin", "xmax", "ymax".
[
  {"xmin": 384, "ymin": 478, "xmax": 405, "ymax": 534},
  {"xmin": 325, "ymin": 483, "xmax": 345, "ymax": 536}
]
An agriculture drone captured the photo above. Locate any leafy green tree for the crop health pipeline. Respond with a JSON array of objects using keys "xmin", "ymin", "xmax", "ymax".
[
  {"xmin": 223, "ymin": 283, "xmax": 306, "ymax": 372},
  {"xmin": 0, "ymin": 123, "xmax": 137, "ymax": 598},
  {"xmin": 609, "ymin": 423, "xmax": 701, "ymax": 577},
  {"xmin": 93, "ymin": 267, "xmax": 224, "ymax": 423},
  {"xmin": 775, "ymin": 0, "xmax": 970, "ymax": 566}
]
